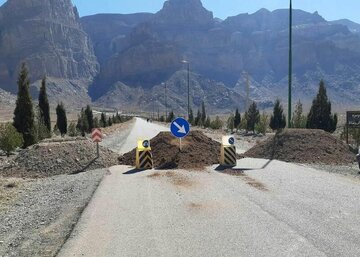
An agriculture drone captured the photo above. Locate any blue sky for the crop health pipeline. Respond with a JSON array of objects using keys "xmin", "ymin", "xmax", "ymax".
[{"xmin": 1, "ymin": 0, "xmax": 360, "ymax": 23}]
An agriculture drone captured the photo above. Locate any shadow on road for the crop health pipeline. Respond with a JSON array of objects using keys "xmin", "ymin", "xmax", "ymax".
[
  {"xmin": 70, "ymin": 157, "xmax": 99, "ymax": 175},
  {"xmin": 123, "ymin": 168, "xmax": 146, "ymax": 175}
]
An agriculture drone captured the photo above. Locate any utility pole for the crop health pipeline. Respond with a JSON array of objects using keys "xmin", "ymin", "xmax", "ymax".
[
  {"xmin": 288, "ymin": 0, "xmax": 293, "ymax": 128},
  {"xmin": 242, "ymin": 71, "xmax": 250, "ymax": 112},
  {"xmin": 163, "ymin": 82, "xmax": 167, "ymax": 120},
  {"xmin": 181, "ymin": 60, "xmax": 190, "ymax": 120}
]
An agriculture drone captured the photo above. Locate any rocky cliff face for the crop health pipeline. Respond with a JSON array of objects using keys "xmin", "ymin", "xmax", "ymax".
[
  {"xmin": 85, "ymin": 1, "xmax": 360, "ymax": 111},
  {"xmin": 0, "ymin": 0, "xmax": 98, "ymax": 103},
  {"xmin": 95, "ymin": 71, "xmax": 247, "ymax": 114}
]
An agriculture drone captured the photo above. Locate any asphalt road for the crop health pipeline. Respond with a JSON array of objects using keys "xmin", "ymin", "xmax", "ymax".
[{"xmin": 58, "ymin": 119, "xmax": 360, "ymax": 257}]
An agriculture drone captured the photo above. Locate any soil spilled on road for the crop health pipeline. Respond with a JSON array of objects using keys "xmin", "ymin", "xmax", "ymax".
[
  {"xmin": 147, "ymin": 171, "xmax": 195, "ymax": 188},
  {"xmin": 119, "ymin": 131, "xmax": 221, "ymax": 169},
  {"xmin": 245, "ymin": 129, "xmax": 356, "ymax": 165}
]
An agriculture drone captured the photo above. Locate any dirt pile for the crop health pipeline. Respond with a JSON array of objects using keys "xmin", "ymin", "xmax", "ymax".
[
  {"xmin": 0, "ymin": 138, "xmax": 119, "ymax": 178},
  {"xmin": 119, "ymin": 131, "xmax": 221, "ymax": 169},
  {"xmin": 245, "ymin": 129, "xmax": 356, "ymax": 165}
]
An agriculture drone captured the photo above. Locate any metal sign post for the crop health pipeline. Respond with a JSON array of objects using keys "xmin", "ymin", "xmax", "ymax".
[
  {"xmin": 91, "ymin": 128, "xmax": 103, "ymax": 157},
  {"xmin": 170, "ymin": 117, "xmax": 190, "ymax": 152}
]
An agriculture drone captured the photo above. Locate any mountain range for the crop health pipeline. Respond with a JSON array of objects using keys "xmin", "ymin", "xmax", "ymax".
[{"xmin": 0, "ymin": 0, "xmax": 360, "ymax": 114}]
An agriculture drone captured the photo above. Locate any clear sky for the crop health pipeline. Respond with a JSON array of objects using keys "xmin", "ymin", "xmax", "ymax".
[{"xmin": 1, "ymin": 0, "xmax": 360, "ymax": 23}]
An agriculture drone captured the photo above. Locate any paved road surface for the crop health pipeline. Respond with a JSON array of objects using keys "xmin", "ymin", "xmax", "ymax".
[
  {"xmin": 101, "ymin": 118, "xmax": 169, "ymax": 154},
  {"xmin": 58, "ymin": 157, "xmax": 360, "ymax": 257}
]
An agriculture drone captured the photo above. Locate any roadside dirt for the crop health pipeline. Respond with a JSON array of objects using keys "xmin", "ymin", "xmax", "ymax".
[
  {"xmin": 245, "ymin": 129, "xmax": 356, "ymax": 165},
  {"xmin": 119, "ymin": 131, "xmax": 221, "ymax": 169},
  {"xmin": 0, "ymin": 138, "xmax": 119, "ymax": 178}
]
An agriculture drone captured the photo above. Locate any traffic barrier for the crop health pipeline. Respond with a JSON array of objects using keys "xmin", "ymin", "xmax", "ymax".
[
  {"xmin": 220, "ymin": 136, "xmax": 237, "ymax": 167},
  {"xmin": 136, "ymin": 139, "xmax": 153, "ymax": 170}
]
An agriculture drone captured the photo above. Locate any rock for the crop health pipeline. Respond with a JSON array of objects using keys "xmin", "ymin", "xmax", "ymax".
[{"xmin": 0, "ymin": 0, "xmax": 99, "ymax": 105}]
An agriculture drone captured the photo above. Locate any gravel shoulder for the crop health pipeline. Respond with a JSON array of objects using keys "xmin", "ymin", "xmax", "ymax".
[{"xmin": 0, "ymin": 169, "xmax": 106, "ymax": 257}]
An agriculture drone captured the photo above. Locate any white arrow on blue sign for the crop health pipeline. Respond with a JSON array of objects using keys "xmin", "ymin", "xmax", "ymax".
[{"xmin": 170, "ymin": 117, "xmax": 190, "ymax": 138}]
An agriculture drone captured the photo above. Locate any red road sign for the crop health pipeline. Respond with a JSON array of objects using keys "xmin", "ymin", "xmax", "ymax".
[{"xmin": 91, "ymin": 128, "xmax": 102, "ymax": 143}]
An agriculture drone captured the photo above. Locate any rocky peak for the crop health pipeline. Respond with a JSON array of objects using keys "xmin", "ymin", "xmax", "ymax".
[
  {"xmin": 0, "ymin": 0, "xmax": 98, "ymax": 99},
  {"xmin": 0, "ymin": 0, "xmax": 79, "ymax": 27},
  {"xmin": 153, "ymin": 0, "xmax": 214, "ymax": 27}
]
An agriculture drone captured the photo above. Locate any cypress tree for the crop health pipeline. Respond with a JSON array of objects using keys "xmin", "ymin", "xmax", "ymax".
[
  {"xmin": 195, "ymin": 109, "xmax": 201, "ymax": 126},
  {"xmin": 100, "ymin": 112, "xmax": 107, "ymax": 127},
  {"xmin": 167, "ymin": 111, "xmax": 175, "ymax": 123},
  {"xmin": 269, "ymin": 99, "xmax": 286, "ymax": 132},
  {"xmin": 56, "ymin": 102, "xmax": 67, "ymax": 136},
  {"xmin": 234, "ymin": 108, "xmax": 241, "ymax": 131},
  {"xmin": 108, "ymin": 117, "xmax": 113, "ymax": 127},
  {"xmin": 201, "ymin": 102, "xmax": 206, "ymax": 127},
  {"xmin": 245, "ymin": 102, "xmax": 260, "ymax": 132},
  {"xmin": 307, "ymin": 80, "xmax": 337, "ymax": 133},
  {"xmin": 188, "ymin": 108, "xmax": 194, "ymax": 125},
  {"xmin": 84, "ymin": 105, "xmax": 94, "ymax": 132},
  {"xmin": 13, "ymin": 63, "xmax": 37, "ymax": 148},
  {"xmin": 38, "ymin": 76, "xmax": 51, "ymax": 134},
  {"xmin": 76, "ymin": 108, "xmax": 88, "ymax": 137}
]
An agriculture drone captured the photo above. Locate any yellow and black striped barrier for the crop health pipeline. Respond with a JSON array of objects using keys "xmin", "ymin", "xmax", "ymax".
[
  {"xmin": 220, "ymin": 136, "xmax": 237, "ymax": 167},
  {"xmin": 136, "ymin": 140, "xmax": 153, "ymax": 170}
]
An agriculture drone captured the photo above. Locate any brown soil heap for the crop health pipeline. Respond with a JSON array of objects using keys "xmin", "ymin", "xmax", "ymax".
[
  {"xmin": 245, "ymin": 129, "xmax": 355, "ymax": 165},
  {"xmin": 0, "ymin": 138, "xmax": 119, "ymax": 178},
  {"xmin": 119, "ymin": 131, "xmax": 221, "ymax": 169}
]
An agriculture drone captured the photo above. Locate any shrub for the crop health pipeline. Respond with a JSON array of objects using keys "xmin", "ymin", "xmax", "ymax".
[{"xmin": 0, "ymin": 123, "xmax": 24, "ymax": 156}]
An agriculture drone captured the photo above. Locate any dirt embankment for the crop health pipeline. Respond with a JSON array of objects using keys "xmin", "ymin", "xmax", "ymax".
[
  {"xmin": 245, "ymin": 129, "xmax": 356, "ymax": 165},
  {"xmin": 0, "ymin": 138, "xmax": 119, "ymax": 178},
  {"xmin": 119, "ymin": 131, "xmax": 222, "ymax": 169}
]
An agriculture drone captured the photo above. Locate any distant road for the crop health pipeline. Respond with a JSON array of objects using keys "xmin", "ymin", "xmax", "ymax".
[
  {"xmin": 58, "ymin": 156, "xmax": 360, "ymax": 256},
  {"xmin": 100, "ymin": 117, "xmax": 169, "ymax": 154}
]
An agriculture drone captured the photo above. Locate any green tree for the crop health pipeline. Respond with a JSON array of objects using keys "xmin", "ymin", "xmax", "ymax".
[
  {"xmin": 227, "ymin": 114, "xmax": 235, "ymax": 133},
  {"xmin": 234, "ymin": 108, "xmax": 241, "ymax": 131},
  {"xmin": 13, "ymin": 63, "xmax": 36, "ymax": 148},
  {"xmin": 255, "ymin": 112, "xmax": 269, "ymax": 135},
  {"xmin": 56, "ymin": 102, "xmax": 67, "ymax": 136},
  {"xmin": 93, "ymin": 117, "xmax": 100, "ymax": 128},
  {"xmin": 68, "ymin": 122, "xmax": 78, "ymax": 137},
  {"xmin": 84, "ymin": 105, "xmax": 94, "ymax": 132},
  {"xmin": 108, "ymin": 117, "xmax": 113, "ymax": 127},
  {"xmin": 100, "ymin": 113, "xmax": 107, "ymax": 127},
  {"xmin": 194, "ymin": 109, "xmax": 201, "ymax": 126},
  {"xmin": 35, "ymin": 106, "xmax": 49, "ymax": 140},
  {"xmin": 204, "ymin": 116, "xmax": 211, "ymax": 128},
  {"xmin": 306, "ymin": 80, "xmax": 337, "ymax": 133},
  {"xmin": 0, "ymin": 123, "xmax": 24, "ymax": 156},
  {"xmin": 167, "ymin": 111, "xmax": 175, "ymax": 123},
  {"xmin": 201, "ymin": 102, "xmax": 206, "ymax": 127},
  {"xmin": 76, "ymin": 108, "xmax": 88, "ymax": 137},
  {"xmin": 188, "ymin": 108, "xmax": 194, "ymax": 125},
  {"xmin": 245, "ymin": 102, "xmax": 260, "ymax": 132},
  {"xmin": 38, "ymin": 76, "xmax": 51, "ymax": 134},
  {"xmin": 292, "ymin": 100, "xmax": 307, "ymax": 128},
  {"xmin": 210, "ymin": 116, "xmax": 223, "ymax": 130},
  {"xmin": 269, "ymin": 99, "xmax": 286, "ymax": 132}
]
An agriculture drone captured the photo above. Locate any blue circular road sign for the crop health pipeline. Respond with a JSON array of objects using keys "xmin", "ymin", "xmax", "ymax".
[
  {"xmin": 228, "ymin": 137, "xmax": 235, "ymax": 145},
  {"xmin": 142, "ymin": 140, "xmax": 150, "ymax": 148},
  {"xmin": 170, "ymin": 117, "xmax": 190, "ymax": 138}
]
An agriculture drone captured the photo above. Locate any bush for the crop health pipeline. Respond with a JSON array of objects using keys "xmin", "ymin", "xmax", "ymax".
[
  {"xmin": 68, "ymin": 122, "xmax": 78, "ymax": 137},
  {"xmin": 210, "ymin": 116, "xmax": 223, "ymax": 130},
  {"xmin": 255, "ymin": 112, "xmax": 269, "ymax": 135},
  {"xmin": 0, "ymin": 123, "xmax": 24, "ymax": 156}
]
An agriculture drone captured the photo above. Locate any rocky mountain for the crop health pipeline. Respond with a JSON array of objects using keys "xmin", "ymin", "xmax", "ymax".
[
  {"xmin": 330, "ymin": 19, "xmax": 360, "ymax": 34},
  {"xmin": 83, "ymin": 0, "xmax": 360, "ymax": 112},
  {"xmin": 0, "ymin": 0, "xmax": 98, "ymax": 106},
  {"xmin": 95, "ymin": 71, "xmax": 248, "ymax": 114}
]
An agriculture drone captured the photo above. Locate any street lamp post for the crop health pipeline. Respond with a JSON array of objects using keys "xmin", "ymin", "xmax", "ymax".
[
  {"xmin": 181, "ymin": 60, "xmax": 190, "ymax": 120},
  {"xmin": 288, "ymin": 0, "xmax": 293, "ymax": 128},
  {"xmin": 162, "ymin": 82, "xmax": 167, "ymax": 120}
]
